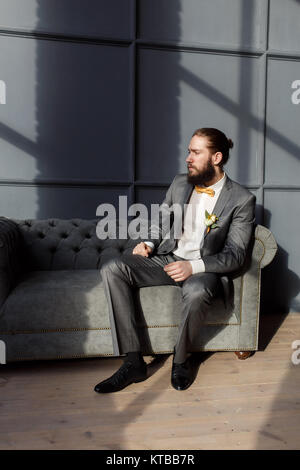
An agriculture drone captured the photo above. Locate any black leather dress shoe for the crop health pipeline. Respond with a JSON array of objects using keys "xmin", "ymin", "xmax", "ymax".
[
  {"xmin": 94, "ymin": 361, "xmax": 147, "ymax": 393},
  {"xmin": 171, "ymin": 357, "xmax": 195, "ymax": 391}
]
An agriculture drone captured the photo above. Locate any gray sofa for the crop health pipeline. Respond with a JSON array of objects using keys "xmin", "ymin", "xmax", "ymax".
[{"xmin": 0, "ymin": 217, "xmax": 277, "ymax": 363}]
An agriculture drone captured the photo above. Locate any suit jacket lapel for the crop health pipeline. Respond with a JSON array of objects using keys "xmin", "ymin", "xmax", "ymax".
[
  {"xmin": 177, "ymin": 174, "xmax": 233, "ymax": 240},
  {"xmin": 203, "ymin": 175, "xmax": 232, "ymax": 240},
  {"xmin": 182, "ymin": 180, "xmax": 194, "ymax": 228},
  {"xmin": 178, "ymin": 178, "xmax": 194, "ymax": 214}
]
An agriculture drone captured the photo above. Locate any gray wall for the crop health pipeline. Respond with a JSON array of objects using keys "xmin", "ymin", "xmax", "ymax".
[{"xmin": 0, "ymin": 0, "xmax": 299, "ymax": 312}]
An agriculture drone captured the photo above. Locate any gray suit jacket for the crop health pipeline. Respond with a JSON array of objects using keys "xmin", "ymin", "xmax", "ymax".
[{"xmin": 144, "ymin": 173, "xmax": 256, "ymax": 276}]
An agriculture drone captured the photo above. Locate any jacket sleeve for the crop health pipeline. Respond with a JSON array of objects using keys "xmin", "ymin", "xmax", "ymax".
[
  {"xmin": 142, "ymin": 176, "xmax": 177, "ymax": 250},
  {"xmin": 202, "ymin": 193, "xmax": 256, "ymax": 274}
]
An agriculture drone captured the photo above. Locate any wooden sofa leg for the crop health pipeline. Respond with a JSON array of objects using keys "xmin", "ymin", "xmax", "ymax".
[{"xmin": 234, "ymin": 351, "xmax": 253, "ymax": 360}]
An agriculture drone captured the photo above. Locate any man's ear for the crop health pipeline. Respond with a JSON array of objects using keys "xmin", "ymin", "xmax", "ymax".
[{"xmin": 212, "ymin": 151, "xmax": 223, "ymax": 166}]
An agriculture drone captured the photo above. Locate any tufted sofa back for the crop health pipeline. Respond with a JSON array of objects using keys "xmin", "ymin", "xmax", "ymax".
[{"xmin": 13, "ymin": 218, "xmax": 136, "ymax": 271}]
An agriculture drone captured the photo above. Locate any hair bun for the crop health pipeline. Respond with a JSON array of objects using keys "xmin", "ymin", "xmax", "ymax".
[{"xmin": 228, "ymin": 138, "xmax": 234, "ymax": 149}]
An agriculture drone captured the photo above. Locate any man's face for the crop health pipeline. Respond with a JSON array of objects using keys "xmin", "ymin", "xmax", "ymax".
[{"xmin": 186, "ymin": 135, "xmax": 216, "ymax": 185}]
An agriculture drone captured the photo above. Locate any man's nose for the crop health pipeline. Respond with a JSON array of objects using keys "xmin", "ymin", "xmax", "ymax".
[{"xmin": 186, "ymin": 153, "xmax": 192, "ymax": 162}]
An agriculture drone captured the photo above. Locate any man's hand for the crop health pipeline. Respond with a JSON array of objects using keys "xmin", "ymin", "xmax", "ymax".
[
  {"xmin": 164, "ymin": 261, "xmax": 192, "ymax": 282},
  {"xmin": 132, "ymin": 242, "xmax": 153, "ymax": 257}
]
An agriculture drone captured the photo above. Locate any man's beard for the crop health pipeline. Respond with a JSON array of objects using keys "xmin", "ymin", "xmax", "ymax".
[{"xmin": 187, "ymin": 159, "xmax": 216, "ymax": 186}]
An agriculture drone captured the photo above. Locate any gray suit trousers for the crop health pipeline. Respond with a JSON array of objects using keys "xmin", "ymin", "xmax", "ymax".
[{"xmin": 100, "ymin": 252, "xmax": 225, "ymax": 363}]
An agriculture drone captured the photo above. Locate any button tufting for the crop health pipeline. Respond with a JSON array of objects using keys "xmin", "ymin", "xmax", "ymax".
[
  {"xmin": 73, "ymin": 247, "xmax": 80, "ymax": 252},
  {"xmin": 61, "ymin": 233, "xmax": 68, "ymax": 239},
  {"xmin": 38, "ymin": 233, "xmax": 45, "ymax": 238}
]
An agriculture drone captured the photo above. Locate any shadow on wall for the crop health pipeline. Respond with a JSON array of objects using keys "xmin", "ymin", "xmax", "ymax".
[
  {"xmin": 30, "ymin": 0, "xmax": 181, "ymax": 451},
  {"xmin": 34, "ymin": 0, "xmax": 138, "ymax": 219}
]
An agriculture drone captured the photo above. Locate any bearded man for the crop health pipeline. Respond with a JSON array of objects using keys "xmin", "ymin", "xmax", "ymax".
[{"xmin": 94, "ymin": 127, "xmax": 256, "ymax": 393}]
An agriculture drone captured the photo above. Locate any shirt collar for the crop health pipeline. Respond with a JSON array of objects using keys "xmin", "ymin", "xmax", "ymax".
[{"xmin": 208, "ymin": 171, "xmax": 226, "ymax": 192}]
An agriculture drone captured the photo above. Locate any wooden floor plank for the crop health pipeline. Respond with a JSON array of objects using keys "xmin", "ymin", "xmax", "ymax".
[{"xmin": 0, "ymin": 313, "xmax": 300, "ymax": 450}]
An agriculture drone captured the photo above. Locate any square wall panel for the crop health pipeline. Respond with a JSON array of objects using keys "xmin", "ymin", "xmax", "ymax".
[
  {"xmin": 265, "ymin": 58, "xmax": 300, "ymax": 185},
  {"xmin": 137, "ymin": 48, "xmax": 262, "ymax": 186},
  {"xmin": 269, "ymin": 0, "xmax": 300, "ymax": 53},
  {"xmin": 0, "ymin": 185, "xmax": 131, "ymax": 219},
  {"xmin": 264, "ymin": 190, "xmax": 300, "ymax": 312},
  {"xmin": 0, "ymin": 0, "xmax": 133, "ymax": 39},
  {"xmin": 139, "ymin": 0, "xmax": 267, "ymax": 50},
  {"xmin": 0, "ymin": 35, "xmax": 131, "ymax": 182}
]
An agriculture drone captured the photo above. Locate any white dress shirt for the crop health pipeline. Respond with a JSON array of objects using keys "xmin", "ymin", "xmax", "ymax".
[{"xmin": 145, "ymin": 173, "xmax": 226, "ymax": 275}]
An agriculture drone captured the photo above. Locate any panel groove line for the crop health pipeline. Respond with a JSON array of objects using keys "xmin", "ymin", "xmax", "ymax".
[
  {"xmin": 0, "ymin": 180, "xmax": 133, "ymax": 187},
  {"xmin": 0, "ymin": 28, "xmax": 133, "ymax": 47},
  {"xmin": 136, "ymin": 39, "xmax": 265, "ymax": 56}
]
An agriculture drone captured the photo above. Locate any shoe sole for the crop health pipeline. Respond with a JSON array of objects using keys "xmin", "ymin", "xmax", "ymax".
[{"xmin": 134, "ymin": 377, "xmax": 147, "ymax": 383}]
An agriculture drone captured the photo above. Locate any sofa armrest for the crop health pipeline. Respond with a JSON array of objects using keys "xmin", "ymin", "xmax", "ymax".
[
  {"xmin": 240, "ymin": 225, "xmax": 277, "ymax": 311},
  {"xmin": 254, "ymin": 224, "xmax": 277, "ymax": 268},
  {"xmin": 0, "ymin": 217, "xmax": 23, "ymax": 309},
  {"xmin": 234, "ymin": 224, "xmax": 277, "ymax": 349}
]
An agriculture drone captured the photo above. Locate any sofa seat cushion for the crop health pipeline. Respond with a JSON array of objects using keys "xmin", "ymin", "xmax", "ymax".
[
  {"xmin": 0, "ymin": 270, "xmax": 108, "ymax": 332},
  {"xmin": 0, "ymin": 269, "xmax": 239, "ymax": 335}
]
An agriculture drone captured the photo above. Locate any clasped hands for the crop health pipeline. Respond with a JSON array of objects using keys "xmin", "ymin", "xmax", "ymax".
[{"xmin": 132, "ymin": 242, "xmax": 192, "ymax": 282}]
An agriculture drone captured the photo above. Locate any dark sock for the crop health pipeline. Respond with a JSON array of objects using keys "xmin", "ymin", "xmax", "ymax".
[
  {"xmin": 124, "ymin": 351, "xmax": 145, "ymax": 367},
  {"xmin": 173, "ymin": 352, "xmax": 192, "ymax": 365}
]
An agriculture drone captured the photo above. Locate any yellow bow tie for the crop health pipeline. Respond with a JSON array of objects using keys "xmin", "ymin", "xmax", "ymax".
[{"xmin": 195, "ymin": 186, "xmax": 215, "ymax": 197}]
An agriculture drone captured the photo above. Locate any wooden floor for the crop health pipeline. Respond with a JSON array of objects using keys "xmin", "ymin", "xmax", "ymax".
[{"xmin": 0, "ymin": 313, "xmax": 300, "ymax": 450}]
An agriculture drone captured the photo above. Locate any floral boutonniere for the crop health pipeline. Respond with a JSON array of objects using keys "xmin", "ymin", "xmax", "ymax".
[{"xmin": 205, "ymin": 210, "xmax": 219, "ymax": 234}]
